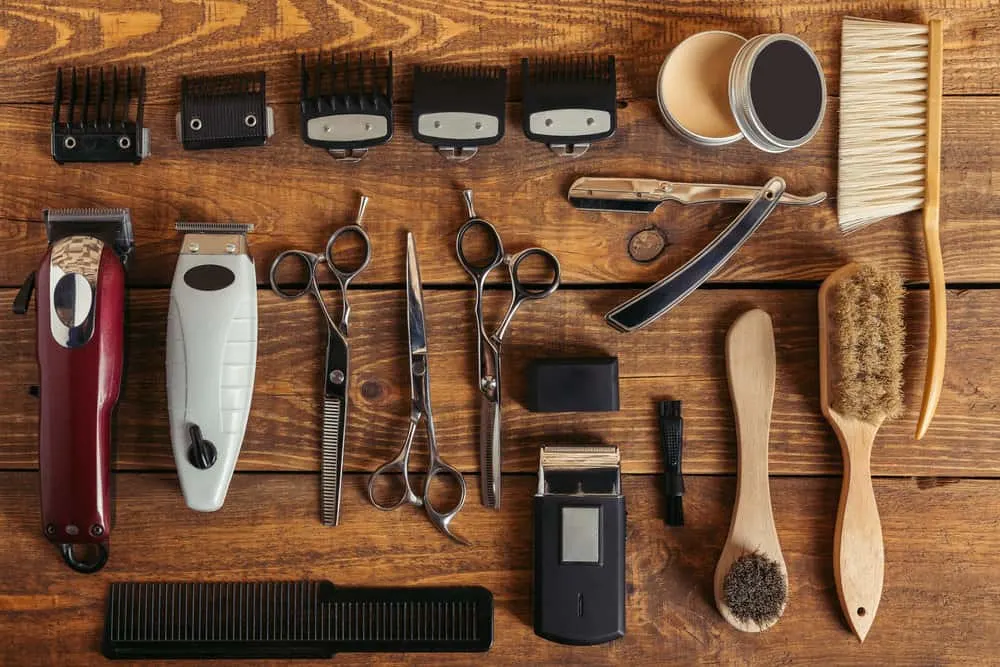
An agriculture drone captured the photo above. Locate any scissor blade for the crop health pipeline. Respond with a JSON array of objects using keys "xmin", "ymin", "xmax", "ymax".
[
  {"xmin": 406, "ymin": 232, "xmax": 428, "ymax": 357},
  {"xmin": 321, "ymin": 330, "xmax": 350, "ymax": 527},
  {"xmin": 479, "ymin": 395, "xmax": 501, "ymax": 510}
]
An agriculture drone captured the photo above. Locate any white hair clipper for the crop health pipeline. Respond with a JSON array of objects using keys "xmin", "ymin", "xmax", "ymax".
[{"xmin": 167, "ymin": 222, "xmax": 257, "ymax": 511}]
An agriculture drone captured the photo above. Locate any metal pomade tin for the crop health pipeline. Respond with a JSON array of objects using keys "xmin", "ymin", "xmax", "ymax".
[
  {"xmin": 657, "ymin": 31, "xmax": 826, "ymax": 152},
  {"xmin": 657, "ymin": 31, "xmax": 747, "ymax": 146},
  {"xmin": 728, "ymin": 34, "xmax": 827, "ymax": 153}
]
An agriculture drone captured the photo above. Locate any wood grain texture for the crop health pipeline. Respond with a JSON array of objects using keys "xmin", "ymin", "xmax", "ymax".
[
  {"xmin": 0, "ymin": 97, "xmax": 997, "ymax": 286},
  {"xmin": 0, "ymin": 0, "xmax": 998, "ymax": 104},
  {"xmin": 0, "ymin": 473, "xmax": 998, "ymax": 665},
  {"xmin": 2, "ymin": 287, "xmax": 998, "ymax": 477}
]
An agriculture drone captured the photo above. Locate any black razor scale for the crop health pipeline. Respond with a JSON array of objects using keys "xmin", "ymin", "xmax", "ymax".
[
  {"xmin": 534, "ymin": 446, "xmax": 625, "ymax": 645},
  {"xmin": 178, "ymin": 72, "xmax": 274, "ymax": 150},
  {"xmin": 51, "ymin": 66, "xmax": 150, "ymax": 164},
  {"xmin": 522, "ymin": 55, "xmax": 617, "ymax": 157},
  {"xmin": 300, "ymin": 51, "xmax": 393, "ymax": 162},
  {"xmin": 412, "ymin": 65, "xmax": 507, "ymax": 161}
]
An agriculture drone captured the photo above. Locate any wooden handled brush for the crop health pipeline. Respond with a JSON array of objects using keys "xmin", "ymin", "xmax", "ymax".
[
  {"xmin": 819, "ymin": 263, "xmax": 905, "ymax": 642},
  {"xmin": 838, "ymin": 17, "xmax": 945, "ymax": 440},
  {"xmin": 715, "ymin": 309, "xmax": 788, "ymax": 632}
]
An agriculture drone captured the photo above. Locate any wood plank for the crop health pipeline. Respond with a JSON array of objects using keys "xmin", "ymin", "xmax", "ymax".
[
  {"xmin": 0, "ymin": 0, "xmax": 997, "ymax": 103},
  {"xmin": 0, "ymin": 472, "xmax": 997, "ymax": 665},
  {"xmin": 0, "ymin": 98, "xmax": 997, "ymax": 286},
  {"xmin": 2, "ymin": 287, "xmax": 997, "ymax": 477}
]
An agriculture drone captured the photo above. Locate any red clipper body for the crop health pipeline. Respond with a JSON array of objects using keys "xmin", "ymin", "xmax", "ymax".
[{"xmin": 16, "ymin": 209, "xmax": 133, "ymax": 573}]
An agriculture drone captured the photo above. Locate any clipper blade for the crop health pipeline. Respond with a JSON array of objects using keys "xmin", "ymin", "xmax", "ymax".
[
  {"xmin": 412, "ymin": 64, "xmax": 507, "ymax": 160},
  {"xmin": 175, "ymin": 222, "xmax": 254, "ymax": 235},
  {"xmin": 43, "ymin": 208, "xmax": 134, "ymax": 265},
  {"xmin": 522, "ymin": 55, "xmax": 617, "ymax": 156},
  {"xmin": 51, "ymin": 66, "xmax": 149, "ymax": 164},
  {"xmin": 300, "ymin": 51, "xmax": 393, "ymax": 160}
]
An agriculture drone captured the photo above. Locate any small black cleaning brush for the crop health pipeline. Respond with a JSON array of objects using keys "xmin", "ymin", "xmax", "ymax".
[{"xmin": 657, "ymin": 400, "xmax": 685, "ymax": 526}]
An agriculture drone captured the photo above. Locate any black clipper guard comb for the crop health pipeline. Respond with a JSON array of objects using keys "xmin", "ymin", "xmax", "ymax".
[
  {"xmin": 521, "ymin": 56, "xmax": 617, "ymax": 158},
  {"xmin": 177, "ymin": 72, "xmax": 274, "ymax": 150},
  {"xmin": 412, "ymin": 65, "xmax": 507, "ymax": 161},
  {"xmin": 300, "ymin": 51, "xmax": 394, "ymax": 162},
  {"xmin": 51, "ymin": 66, "xmax": 150, "ymax": 164}
]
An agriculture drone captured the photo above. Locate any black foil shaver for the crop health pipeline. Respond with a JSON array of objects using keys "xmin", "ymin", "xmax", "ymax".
[{"xmin": 533, "ymin": 446, "xmax": 625, "ymax": 646}]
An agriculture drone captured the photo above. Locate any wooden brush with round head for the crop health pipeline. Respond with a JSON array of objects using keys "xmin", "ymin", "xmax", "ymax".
[
  {"xmin": 715, "ymin": 309, "xmax": 788, "ymax": 632},
  {"xmin": 819, "ymin": 263, "xmax": 905, "ymax": 642}
]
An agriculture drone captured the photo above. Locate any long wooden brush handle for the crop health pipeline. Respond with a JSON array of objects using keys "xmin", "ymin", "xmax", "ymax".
[
  {"xmin": 916, "ymin": 19, "xmax": 945, "ymax": 440},
  {"xmin": 834, "ymin": 420, "xmax": 884, "ymax": 643}
]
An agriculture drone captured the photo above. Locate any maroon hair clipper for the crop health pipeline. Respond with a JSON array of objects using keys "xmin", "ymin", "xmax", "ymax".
[{"xmin": 13, "ymin": 209, "xmax": 133, "ymax": 573}]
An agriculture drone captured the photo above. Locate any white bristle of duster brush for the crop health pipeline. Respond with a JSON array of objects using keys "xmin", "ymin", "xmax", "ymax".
[{"xmin": 838, "ymin": 17, "xmax": 931, "ymax": 234}]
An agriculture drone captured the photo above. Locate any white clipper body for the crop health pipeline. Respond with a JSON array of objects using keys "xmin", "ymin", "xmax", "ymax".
[{"xmin": 167, "ymin": 223, "xmax": 257, "ymax": 512}]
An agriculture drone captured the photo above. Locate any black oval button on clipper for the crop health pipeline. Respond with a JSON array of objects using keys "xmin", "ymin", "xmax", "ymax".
[{"xmin": 533, "ymin": 446, "xmax": 625, "ymax": 645}]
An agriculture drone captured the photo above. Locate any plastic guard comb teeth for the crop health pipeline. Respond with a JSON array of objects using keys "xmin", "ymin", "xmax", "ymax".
[
  {"xmin": 412, "ymin": 64, "xmax": 507, "ymax": 161},
  {"xmin": 521, "ymin": 55, "xmax": 617, "ymax": 158},
  {"xmin": 177, "ymin": 71, "xmax": 275, "ymax": 150},
  {"xmin": 300, "ymin": 51, "xmax": 394, "ymax": 162},
  {"xmin": 51, "ymin": 66, "xmax": 150, "ymax": 164}
]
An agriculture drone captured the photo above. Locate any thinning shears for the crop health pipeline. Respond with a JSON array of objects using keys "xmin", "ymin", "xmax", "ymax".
[
  {"xmin": 367, "ymin": 232, "xmax": 468, "ymax": 544},
  {"xmin": 269, "ymin": 196, "xmax": 372, "ymax": 527},
  {"xmin": 455, "ymin": 190, "xmax": 561, "ymax": 509}
]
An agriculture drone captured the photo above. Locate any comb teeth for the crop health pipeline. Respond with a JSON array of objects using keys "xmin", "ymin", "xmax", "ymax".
[
  {"xmin": 522, "ymin": 55, "xmax": 615, "ymax": 82},
  {"xmin": 183, "ymin": 72, "xmax": 264, "ymax": 98},
  {"xmin": 53, "ymin": 66, "xmax": 145, "ymax": 128},
  {"xmin": 300, "ymin": 51, "xmax": 393, "ymax": 104},
  {"xmin": 417, "ymin": 64, "xmax": 506, "ymax": 80},
  {"xmin": 831, "ymin": 264, "xmax": 905, "ymax": 422}
]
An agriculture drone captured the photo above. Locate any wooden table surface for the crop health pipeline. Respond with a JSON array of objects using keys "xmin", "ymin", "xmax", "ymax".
[{"xmin": 2, "ymin": 1, "xmax": 999, "ymax": 664}]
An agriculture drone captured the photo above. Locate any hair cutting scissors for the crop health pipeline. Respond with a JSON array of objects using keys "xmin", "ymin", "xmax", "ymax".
[
  {"xmin": 269, "ymin": 196, "xmax": 372, "ymax": 527},
  {"xmin": 367, "ymin": 232, "xmax": 469, "ymax": 544},
  {"xmin": 455, "ymin": 189, "xmax": 561, "ymax": 509}
]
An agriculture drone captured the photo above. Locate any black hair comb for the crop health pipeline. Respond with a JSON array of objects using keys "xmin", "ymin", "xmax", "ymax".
[
  {"xmin": 300, "ymin": 51, "xmax": 393, "ymax": 162},
  {"xmin": 412, "ymin": 65, "xmax": 507, "ymax": 161},
  {"xmin": 51, "ymin": 66, "xmax": 150, "ymax": 164},
  {"xmin": 521, "ymin": 55, "xmax": 617, "ymax": 157},
  {"xmin": 177, "ymin": 71, "xmax": 274, "ymax": 150}
]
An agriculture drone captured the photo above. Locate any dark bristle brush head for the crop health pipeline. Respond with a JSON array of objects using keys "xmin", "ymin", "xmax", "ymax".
[{"xmin": 722, "ymin": 552, "xmax": 788, "ymax": 627}]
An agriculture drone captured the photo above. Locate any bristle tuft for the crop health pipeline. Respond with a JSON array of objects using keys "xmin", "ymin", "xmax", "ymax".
[
  {"xmin": 832, "ymin": 264, "xmax": 906, "ymax": 422},
  {"xmin": 723, "ymin": 552, "xmax": 787, "ymax": 627},
  {"xmin": 837, "ymin": 17, "xmax": 930, "ymax": 233}
]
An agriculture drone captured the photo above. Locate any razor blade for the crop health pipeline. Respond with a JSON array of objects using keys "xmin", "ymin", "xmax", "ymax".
[
  {"xmin": 412, "ymin": 65, "xmax": 507, "ymax": 161},
  {"xmin": 568, "ymin": 177, "xmax": 827, "ymax": 213},
  {"xmin": 522, "ymin": 56, "xmax": 617, "ymax": 158},
  {"xmin": 51, "ymin": 66, "xmax": 150, "ymax": 164},
  {"xmin": 177, "ymin": 72, "xmax": 275, "ymax": 150},
  {"xmin": 300, "ymin": 51, "xmax": 393, "ymax": 162}
]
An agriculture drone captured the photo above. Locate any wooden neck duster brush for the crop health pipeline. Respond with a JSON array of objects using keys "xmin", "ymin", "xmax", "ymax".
[
  {"xmin": 819, "ymin": 263, "xmax": 905, "ymax": 642},
  {"xmin": 837, "ymin": 17, "xmax": 944, "ymax": 440}
]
